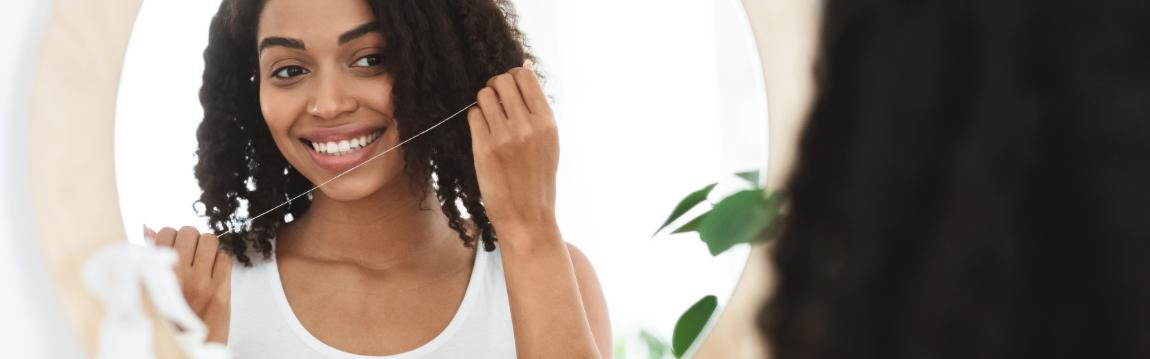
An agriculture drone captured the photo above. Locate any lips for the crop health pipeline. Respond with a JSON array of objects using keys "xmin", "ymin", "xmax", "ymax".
[{"xmin": 297, "ymin": 124, "xmax": 388, "ymax": 173}]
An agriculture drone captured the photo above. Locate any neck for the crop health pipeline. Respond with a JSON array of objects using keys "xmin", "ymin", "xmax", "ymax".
[{"xmin": 279, "ymin": 175, "xmax": 461, "ymax": 269}]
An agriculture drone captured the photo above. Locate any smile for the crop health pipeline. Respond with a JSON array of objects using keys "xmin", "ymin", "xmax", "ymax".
[
  {"xmin": 298, "ymin": 125, "xmax": 388, "ymax": 173},
  {"xmin": 303, "ymin": 129, "xmax": 384, "ymax": 156}
]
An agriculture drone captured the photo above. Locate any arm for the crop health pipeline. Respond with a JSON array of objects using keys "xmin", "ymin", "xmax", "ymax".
[
  {"xmin": 468, "ymin": 59, "xmax": 610, "ymax": 358},
  {"xmin": 498, "ymin": 222, "xmax": 612, "ymax": 358}
]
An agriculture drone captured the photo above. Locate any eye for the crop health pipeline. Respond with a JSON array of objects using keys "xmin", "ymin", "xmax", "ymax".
[
  {"xmin": 352, "ymin": 54, "xmax": 383, "ymax": 68},
  {"xmin": 271, "ymin": 65, "xmax": 309, "ymax": 79}
]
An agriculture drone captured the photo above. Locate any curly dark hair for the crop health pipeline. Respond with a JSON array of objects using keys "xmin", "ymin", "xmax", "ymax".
[
  {"xmin": 194, "ymin": 0, "xmax": 535, "ymax": 266},
  {"xmin": 762, "ymin": 0, "xmax": 1150, "ymax": 358}
]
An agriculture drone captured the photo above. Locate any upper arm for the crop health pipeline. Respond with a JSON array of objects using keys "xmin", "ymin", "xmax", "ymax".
[{"xmin": 566, "ymin": 243, "xmax": 613, "ymax": 358}]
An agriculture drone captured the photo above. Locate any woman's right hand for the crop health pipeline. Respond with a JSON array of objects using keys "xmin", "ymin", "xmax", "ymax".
[{"xmin": 145, "ymin": 226, "xmax": 232, "ymax": 344}]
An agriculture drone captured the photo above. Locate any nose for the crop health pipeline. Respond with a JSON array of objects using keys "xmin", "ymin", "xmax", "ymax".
[{"xmin": 308, "ymin": 71, "xmax": 357, "ymax": 120}]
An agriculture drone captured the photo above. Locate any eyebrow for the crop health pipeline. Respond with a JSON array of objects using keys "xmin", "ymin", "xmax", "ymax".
[
  {"xmin": 338, "ymin": 22, "xmax": 381, "ymax": 45},
  {"xmin": 258, "ymin": 37, "xmax": 304, "ymax": 52},
  {"xmin": 258, "ymin": 21, "xmax": 382, "ymax": 53}
]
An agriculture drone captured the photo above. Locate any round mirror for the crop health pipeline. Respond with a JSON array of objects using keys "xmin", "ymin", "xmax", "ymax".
[{"xmin": 114, "ymin": 0, "xmax": 767, "ymax": 356}]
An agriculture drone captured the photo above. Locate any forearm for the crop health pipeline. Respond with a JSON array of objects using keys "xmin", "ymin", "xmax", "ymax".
[{"xmin": 498, "ymin": 219, "xmax": 601, "ymax": 359}]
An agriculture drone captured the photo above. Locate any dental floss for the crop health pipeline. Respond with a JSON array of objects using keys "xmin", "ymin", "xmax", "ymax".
[
  {"xmin": 215, "ymin": 100, "xmax": 479, "ymax": 239},
  {"xmin": 216, "ymin": 58, "xmax": 537, "ymax": 238}
]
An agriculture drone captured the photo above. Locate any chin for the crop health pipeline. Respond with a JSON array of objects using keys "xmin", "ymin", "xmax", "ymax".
[
  {"xmin": 307, "ymin": 167, "xmax": 400, "ymax": 202},
  {"xmin": 316, "ymin": 184, "xmax": 378, "ymax": 202}
]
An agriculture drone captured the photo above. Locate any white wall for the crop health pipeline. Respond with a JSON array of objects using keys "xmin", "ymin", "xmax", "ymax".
[{"xmin": 0, "ymin": 1, "xmax": 87, "ymax": 358}]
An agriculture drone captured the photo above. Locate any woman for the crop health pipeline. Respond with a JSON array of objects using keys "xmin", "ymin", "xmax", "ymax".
[
  {"xmin": 144, "ymin": 0, "xmax": 611, "ymax": 357},
  {"xmin": 761, "ymin": 0, "xmax": 1150, "ymax": 357}
]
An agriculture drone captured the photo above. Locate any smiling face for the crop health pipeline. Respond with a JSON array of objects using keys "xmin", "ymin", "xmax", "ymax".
[{"xmin": 256, "ymin": 0, "xmax": 404, "ymax": 202}]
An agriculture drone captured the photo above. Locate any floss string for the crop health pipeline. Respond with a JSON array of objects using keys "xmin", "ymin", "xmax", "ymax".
[{"xmin": 214, "ymin": 100, "xmax": 478, "ymax": 239}]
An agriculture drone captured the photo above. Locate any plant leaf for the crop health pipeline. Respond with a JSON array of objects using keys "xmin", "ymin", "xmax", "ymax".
[
  {"xmin": 697, "ymin": 189, "xmax": 781, "ymax": 256},
  {"xmin": 653, "ymin": 183, "xmax": 717, "ymax": 236},
  {"xmin": 672, "ymin": 295, "xmax": 718, "ymax": 358},
  {"xmin": 611, "ymin": 335, "xmax": 630, "ymax": 359},
  {"xmin": 614, "ymin": 337, "xmax": 627, "ymax": 359},
  {"xmin": 735, "ymin": 169, "xmax": 761, "ymax": 187},
  {"xmin": 671, "ymin": 212, "xmax": 709, "ymax": 234},
  {"xmin": 639, "ymin": 329, "xmax": 670, "ymax": 359}
]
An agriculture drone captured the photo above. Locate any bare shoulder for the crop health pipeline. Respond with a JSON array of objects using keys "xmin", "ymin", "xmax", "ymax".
[
  {"xmin": 564, "ymin": 242, "xmax": 595, "ymax": 272},
  {"xmin": 563, "ymin": 242, "xmax": 605, "ymax": 296},
  {"xmin": 564, "ymin": 242, "xmax": 613, "ymax": 358}
]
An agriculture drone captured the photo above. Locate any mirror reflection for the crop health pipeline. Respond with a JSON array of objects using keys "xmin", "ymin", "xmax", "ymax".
[{"xmin": 114, "ymin": 0, "xmax": 767, "ymax": 357}]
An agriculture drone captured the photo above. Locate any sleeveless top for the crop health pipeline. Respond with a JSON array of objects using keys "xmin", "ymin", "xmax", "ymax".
[{"xmin": 227, "ymin": 240, "xmax": 518, "ymax": 358}]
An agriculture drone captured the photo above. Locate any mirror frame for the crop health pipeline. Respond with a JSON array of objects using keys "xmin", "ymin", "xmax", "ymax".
[
  {"xmin": 29, "ymin": 0, "xmax": 818, "ymax": 357},
  {"xmin": 692, "ymin": 0, "xmax": 818, "ymax": 356}
]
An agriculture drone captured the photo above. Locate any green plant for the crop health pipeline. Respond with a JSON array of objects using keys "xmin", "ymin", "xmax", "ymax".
[
  {"xmin": 640, "ymin": 328, "xmax": 672, "ymax": 359},
  {"xmin": 613, "ymin": 328, "xmax": 673, "ymax": 359},
  {"xmin": 671, "ymin": 295, "xmax": 718, "ymax": 357},
  {"xmin": 652, "ymin": 169, "xmax": 784, "ymax": 358}
]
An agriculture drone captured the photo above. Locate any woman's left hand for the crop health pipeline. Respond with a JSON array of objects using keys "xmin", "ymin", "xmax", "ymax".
[{"xmin": 467, "ymin": 60, "xmax": 559, "ymax": 233}]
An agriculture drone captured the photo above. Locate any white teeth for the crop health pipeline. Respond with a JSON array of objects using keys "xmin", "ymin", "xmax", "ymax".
[{"xmin": 310, "ymin": 129, "xmax": 383, "ymax": 156}]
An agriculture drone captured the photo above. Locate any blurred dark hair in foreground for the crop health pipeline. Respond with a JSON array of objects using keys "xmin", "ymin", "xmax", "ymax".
[{"xmin": 762, "ymin": 0, "xmax": 1150, "ymax": 358}]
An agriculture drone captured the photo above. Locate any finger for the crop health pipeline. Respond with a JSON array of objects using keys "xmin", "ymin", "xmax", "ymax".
[
  {"xmin": 194, "ymin": 233, "xmax": 220, "ymax": 278},
  {"xmin": 486, "ymin": 73, "xmax": 529, "ymax": 121},
  {"xmin": 512, "ymin": 61, "xmax": 551, "ymax": 117},
  {"xmin": 212, "ymin": 250, "xmax": 232, "ymax": 282},
  {"xmin": 175, "ymin": 226, "xmax": 201, "ymax": 268},
  {"xmin": 155, "ymin": 227, "xmax": 177, "ymax": 248},
  {"xmin": 144, "ymin": 225, "xmax": 157, "ymax": 244},
  {"xmin": 476, "ymin": 87, "xmax": 507, "ymax": 133},
  {"xmin": 467, "ymin": 106, "xmax": 490, "ymax": 145}
]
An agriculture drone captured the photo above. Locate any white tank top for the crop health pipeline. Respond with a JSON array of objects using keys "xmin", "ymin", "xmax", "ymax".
[{"xmin": 227, "ymin": 240, "xmax": 518, "ymax": 358}]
